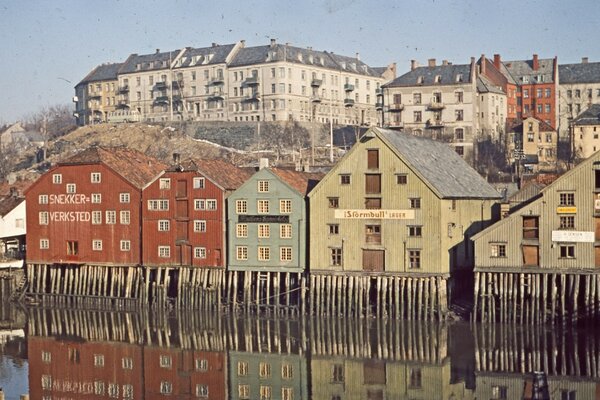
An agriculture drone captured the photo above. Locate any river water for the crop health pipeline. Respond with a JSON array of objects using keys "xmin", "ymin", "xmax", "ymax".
[{"xmin": 0, "ymin": 303, "xmax": 598, "ymax": 399}]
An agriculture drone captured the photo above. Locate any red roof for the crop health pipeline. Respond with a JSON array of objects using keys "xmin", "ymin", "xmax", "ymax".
[
  {"xmin": 178, "ymin": 159, "xmax": 252, "ymax": 191},
  {"xmin": 271, "ymin": 168, "xmax": 323, "ymax": 196},
  {"xmin": 0, "ymin": 195, "xmax": 24, "ymax": 217},
  {"xmin": 60, "ymin": 146, "xmax": 166, "ymax": 189}
]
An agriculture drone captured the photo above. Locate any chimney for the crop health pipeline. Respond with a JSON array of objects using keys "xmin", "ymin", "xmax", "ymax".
[
  {"xmin": 240, "ymin": 40, "xmax": 245, "ymax": 48},
  {"xmin": 428, "ymin": 58, "xmax": 436, "ymax": 67},
  {"xmin": 356, "ymin": 52, "xmax": 360, "ymax": 61},
  {"xmin": 582, "ymin": 57, "xmax": 589, "ymax": 64},
  {"xmin": 212, "ymin": 42, "xmax": 218, "ymax": 47},
  {"xmin": 270, "ymin": 38, "xmax": 276, "ymax": 48},
  {"xmin": 410, "ymin": 60, "xmax": 418, "ymax": 71},
  {"xmin": 259, "ymin": 158, "xmax": 269, "ymax": 170},
  {"xmin": 480, "ymin": 54, "xmax": 486, "ymax": 75},
  {"xmin": 494, "ymin": 54, "xmax": 501, "ymax": 69},
  {"xmin": 442, "ymin": 60, "xmax": 449, "ymax": 66},
  {"xmin": 532, "ymin": 54, "xmax": 539, "ymax": 71},
  {"xmin": 9, "ymin": 187, "xmax": 18, "ymax": 198},
  {"xmin": 173, "ymin": 153, "xmax": 181, "ymax": 164},
  {"xmin": 156, "ymin": 48, "xmax": 160, "ymax": 54}
]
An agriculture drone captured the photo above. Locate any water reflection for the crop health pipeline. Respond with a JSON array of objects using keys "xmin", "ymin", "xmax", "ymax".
[{"xmin": 14, "ymin": 308, "xmax": 600, "ymax": 399}]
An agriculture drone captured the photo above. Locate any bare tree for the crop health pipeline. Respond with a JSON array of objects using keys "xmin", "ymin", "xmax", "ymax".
[
  {"xmin": 24, "ymin": 104, "xmax": 76, "ymax": 139},
  {"xmin": 258, "ymin": 120, "xmax": 311, "ymax": 162}
]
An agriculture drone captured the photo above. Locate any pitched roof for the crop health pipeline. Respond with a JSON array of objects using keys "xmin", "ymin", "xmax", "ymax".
[
  {"xmin": 0, "ymin": 195, "xmax": 24, "ymax": 218},
  {"xmin": 119, "ymin": 49, "xmax": 182, "ymax": 74},
  {"xmin": 502, "ymin": 57, "xmax": 555, "ymax": 83},
  {"xmin": 477, "ymin": 75, "xmax": 505, "ymax": 95},
  {"xmin": 77, "ymin": 63, "xmax": 122, "ymax": 86},
  {"xmin": 383, "ymin": 63, "xmax": 472, "ymax": 88},
  {"xmin": 270, "ymin": 168, "xmax": 323, "ymax": 196},
  {"xmin": 177, "ymin": 43, "xmax": 237, "ymax": 68},
  {"xmin": 185, "ymin": 158, "xmax": 252, "ymax": 190},
  {"xmin": 59, "ymin": 147, "xmax": 166, "ymax": 189},
  {"xmin": 509, "ymin": 117, "xmax": 555, "ymax": 133},
  {"xmin": 573, "ymin": 103, "xmax": 600, "ymax": 126},
  {"xmin": 559, "ymin": 62, "xmax": 600, "ymax": 84},
  {"xmin": 377, "ymin": 128, "xmax": 501, "ymax": 199}
]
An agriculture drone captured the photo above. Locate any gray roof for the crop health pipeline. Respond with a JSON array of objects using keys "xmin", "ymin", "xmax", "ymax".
[
  {"xmin": 377, "ymin": 128, "xmax": 501, "ymax": 199},
  {"xmin": 559, "ymin": 62, "xmax": 600, "ymax": 84},
  {"xmin": 502, "ymin": 57, "xmax": 555, "ymax": 83},
  {"xmin": 119, "ymin": 49, "xmax": 181, "ymax": 74},
  {"xmin": 477, "ymin": 75, "xmax": 505, "ymax": 95},
  {"xmin": 177, "ymin": 43, "xmax": 237, "ymax": 68},
  {"xmin": 77, "ymin": 63, "xmax": 122, "ymax": 86},
  {"xmin": 383, "ymin": 64, "xmax": 472, "ymax": 88},
  {"xmin": 573, "ymin": 103, "xmax": 600, "ymax": 126},
  {"xmin": 229, "ymin": 43, "xmax": 380, "ymax": 76}
]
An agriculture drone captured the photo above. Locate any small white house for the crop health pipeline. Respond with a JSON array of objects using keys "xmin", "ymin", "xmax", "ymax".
[{"xmin": 0, "ymin": 189, "xmax": 26, "ymax": 264}]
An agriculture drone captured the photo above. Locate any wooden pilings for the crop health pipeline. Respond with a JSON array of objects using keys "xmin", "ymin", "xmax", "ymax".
[
  {"xmin": 308, "ymin": 273, "xmax": 448, "ymax": 320},
  {"xmin": 473, "ymin": 270, "xmax": 600, "ymax": 325}
]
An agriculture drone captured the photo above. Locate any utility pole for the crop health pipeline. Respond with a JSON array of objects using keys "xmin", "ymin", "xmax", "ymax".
[
  {"xmin": 329, "ymin": 99, "xmax": 334, "ymax": 163},
  {"xmin": 169, "ymin": 52, "xmax": 174, "ymax": 122}
]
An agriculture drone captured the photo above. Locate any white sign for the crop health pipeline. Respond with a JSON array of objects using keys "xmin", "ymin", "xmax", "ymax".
[
  {"xmin": 334, "ymin": 209, "xmax": 415, "ymax": 219},
  {"xmin": 551, "ymin": 230, "xmax": 595, "ymax": 243}
]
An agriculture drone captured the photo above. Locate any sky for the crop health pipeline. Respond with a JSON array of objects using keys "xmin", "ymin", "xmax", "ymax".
[{"xmin": 1, "ymin": 0, "xmax": 600, "ymax": 123}]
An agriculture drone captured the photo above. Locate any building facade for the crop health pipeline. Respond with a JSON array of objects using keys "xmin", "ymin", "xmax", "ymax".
[
  {"xmin": 508, "ymin": 117, "xmax": 558, "ymax": 173},
  {"xmin": 571, "ymin": 103, "xmax": 600, "ymax": 160},
  {"xmin": 74, "ymin": 63, "xmax": 122, "ymax": 126},
  {"xmin": 308, "ymin": 127, "xmax": 501, "ymax": 318}
]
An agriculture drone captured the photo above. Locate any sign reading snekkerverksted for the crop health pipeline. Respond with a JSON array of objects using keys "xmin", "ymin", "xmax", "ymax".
[{"xmin": 334, "ymin": 209, "xmax": 415, "ymax": 219}]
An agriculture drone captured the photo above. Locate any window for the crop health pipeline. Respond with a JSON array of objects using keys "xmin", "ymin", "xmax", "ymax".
[
  {"xmin": 258, "ymin": 180, "xmax": 270, "ymax": 192},
  {"xmin": 258, "ymin": 246, "xmax": 270, "ymax": 261},
  {"xmin": 236, "ymin": 200, "xmax": 247, "ymax": 214},
  {"xmin": 340, "ymin": 174, "xmax": 351, "ymax": 184},
  {"xmin": 396, "ymin": 174, "xmax": 407, "ymax": 184},
  {"xmin": 66, "ymin": 183, "xmax": 76, "ymax": 193},
  {"xmin": 560, "ymin": 389, "xmax": 576, "ymax": 400},
  {"xmin": 105, "ymin": 210, "xmax": 116, "ymax": 224},
  {"xmin": 328, "ymin": 197, "xmax": 339, "ymax": 208},
  {"xmin": 238, "ymin": 361, "xmax": 249, "ymax": 376},
  {"xmin": 194, "ymin": 220, "xmax": 207, "ymax": 232},
  {"xmin": 92, "ymin": 211, "xmax": 102, "ymax": 224},
  {"xmin": 280, "ymin": 224, "xmax": 292, "ymax": 238},
  {"xmin": 42, "ymin": 351, "xmax": 51, "ymax": 363},
  {"xmin": 366, "ymin": 198, "xmax": 381, "ymax": 209},
  {"xmin": 408, "ymin": 226, "xmax": 422, "ymax": 237},
  {"xmin": 328, "ymin": 224, "xmax": 339, "ymax": 235},
  {"xmin": 42, "ymin": 375, "xmax": 52, "ymax": 390},
  {"xmin": 195, "ymin": 358, "xmax": 208, "ymax": 371},
  {"xmin": 560, "ymin": 244, "xmax": 576, "ymax": 258},
  {"xmin": 330, "ymin": 248, "xmax": 342, "ymax": 266},
  {"xmin": 258, "ymin": 224, "xmax": 270, "ymax": 238},
  {"xmin": 122, "ymin": 357, "xmax": 133, "ymax": 369},
  {"xmin": 260, "ymin": 386, "xmax": 272, "ymax": 400},
  {"xmin": 491, "ymin": 244, "xmax": 506, "ymax": 257},
  {"xmin": 282, "ymin": 387, "xmax": 293, "ymax": 400},
  {"xmin": 53, "ymin": 174, "xmax": 62, "ymax": 184},
  {"xmin": 367, "ymin": 149, "xmax": 379, "ymax": 169},
  {"xmin": 120, "ymin": 210, "xmax": 130, "ymax": 225},
  {"xmin": 160, "ymin": 381, "xmax": 173, "ymax": 395},
  {"xmin": 365, "ymin": 225, "xmax": 381, "ymax": 244},
  {"xmin": 196, "ymin": 384, "xmax": 209, "ymax": 398},
  {"xmin": 559, "ymin": 216, "xmax": 575, "ymax": 229},
  {"xmin": 120, "ymin": 193, "xmax": 130, "ymax": 203},
  {"xmin": 39, "ymin": 211, "xmax": 49, "ymax": 225},
  {"xmin": 282, "ymin": 363, "xmax": 293, "ymax": 379},
  {"xmin": 365, "ymin": 174, "xmax": 381, "ymax": 194},
  {"xmin": 239, "ymin": 384, "xmax": 250, "ymax": 399},
  {"xmin": 280, "ymin": 199, "xmax": 292, "ymax": 213},
  {"xmin": 194, "ymin": 199, "xmax": 205, "ymax": 210},
  {"xmin": 193, "ymin": 177, "xmax": 205, "ymax": 189},
  {"xmin": 148, "ymin": 199, "xmax": 169, "ymax": 210},
  {"xmin": 413, "ymin": 93, "xmax": 421, "ymax": 104},
  {"xmin": 120, "ymin": 240, "xmax": 130, "ymax": 251},
  {"xmin": 414, "ymin": 111, "xmax": 422, "ymax": 122},
  {"xmin": 92, "ymin": 240, "xmax": 102, "ymax": 251},
  {"xmin": 158, "ymin": 220, "xmax": 170, "ymax": 231},
  {"xmin": 159, "ymin": 354, "xmax": 172, "ymax": 368},
  {"xmin": 258, "ymin": 200, "xmax": 270, "ymax": 213},
  {"xmin": 455, "ymin": 91, "xmax": 464, "ymax": 103},
  {"xmin": 559, "ymin": 192, "xmax": 575, "ymax": 206},
  {"xmin": 94, "ymin": 354, "xmax": 104, "ymax": 367},
  {"xmin": 280, "ymin": 247, "xmax": 293, "ymax": 261},
  {"xmin": 259, "ymin": 362, "xmax": 272, "ymax": 378},
  {"xmin": 159, "ymin": 178, "xmax": 171, "ymax": 189},
  {"xmin": 39, "ymin": 194, "xmax": 48, "ymax": 204},
  {"xmin": 409, "ymin": 367, "xmax": 422, "ymax": 388},
  {"xmin": 409, "ymin": 250, "xmax": 421, "ymax": 269},
  {"xmin": 92, "ymin": 193, "xmax": 101, "ymax": 203},
  {"xmin": 123, "ymin": 384, "xmax": 133, "ymax": 399},
  {"xmin": 237, "ymin": 224, "xmax": 248, "ymax": 238},
  {"xmin": 332, "ymin": 364, "xmax": 344, "ymax": 383},
  {"xmin": 236, "ymin": 246, "xmax": 248, "ymax": 260},
  {"xmin": 455, "ymin": 109, "xmax": 464, "ymax": 121},
  {"xmin": 91, "ymin": 172, "xmax": 101, "ymax": 183},
  {"xmin": 410, "ymin": 198, "xmax": 421, "ymax": 209},
  {"xmin": 523, "ymin": 216, "xmax": 539, "ymax": 239},
  {"xmin": 108, "ymin": 383, "xmax": 118, "ymax": 398},
  {"xmin": 159, "ymin": 246, "xmax": 170, "ymax": 258},
  {"xmin": 455, "ymin": 146, "xmax": 464, "ymax": 156}
]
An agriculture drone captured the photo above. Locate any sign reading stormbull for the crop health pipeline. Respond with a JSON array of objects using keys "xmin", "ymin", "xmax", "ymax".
[{"xmin": 334, "ymin": 209, "xmax": 415, "ymax": 219}]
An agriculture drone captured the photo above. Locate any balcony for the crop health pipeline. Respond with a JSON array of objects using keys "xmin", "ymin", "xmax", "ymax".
[
  {"xmin": 311, "ymin": 95, "xmax": 322, "ymax": 103},
  {"xmin": 153, "ymin": 96, "xmax": 169, "ymax": 105},
  {"xmin": 88, "ymin": 93, "xmax": 101, "ymax": 100},
  {"xmin": 208, "ymin": 76, "xmax": 225, "ymax": 86},
  {"xmin": 117, "ymin": 85, "xmax": 129, "ymax": 94},
  {"xmin": 375, "ymin": 102, "xmax": 383, "ymax": 110},
  {"xmin": 428, "ymin": 101, "xmax": 445, "ymax": 110},
  {"xmin": 208, "ymin": 91, "xmax": 225, "ymax": 100},
  {"xmin": 344, "ymin": 83, "xmax": 355, "ymax": 92},
  {"xmin": 375, "ymin": 88, "xmax": 383, "ymax": 95},
  {"xmin": 153, "ymin": 81, "xmax": 167, "ymax": 90},
  {"xmin": 241, "ymin": 76, "xmax": 259, "ymax": 87},
  {"xmin": 386, "ymin": 121, "xmax": 404, "ymax": 129},
  {"xmin": 116, "ymin": 100, "xmax": 130, "ymax": 109},
  {"xmin": 427, "ymin": 119, "xmax": 444, "ymax": 128},
  {"xmin": 311, "ymin": 79, "xmax": 323, "ymax": 87},
  {"xmin": 389, "ymin": 103, "xmax": 404, "ymax": 112},
  {"xmin": 344, "ymin": 98, "xmax": 355, "ymax": 107},
  {"xmin": 242, "ymin": 93, "xmax": 260, "ymax": 102}
]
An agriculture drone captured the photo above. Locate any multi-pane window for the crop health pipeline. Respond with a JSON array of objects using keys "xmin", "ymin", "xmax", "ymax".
[
  {"xmin": 491, "ymin": 385, "xmax": 508, "ymax": 400},
  {"xmin": 328, "ymin": 197, "xmax": 339, "ymax": 208},
  {"xmin": 258, "ymin": 224, "xmax": 270, "ymax": 238},
  {"xmin": 330, "ymin": 248, "xmax": 342, "ymax": 266},
  {"xmin": 194, "ymin": 199, "xmax": 206, "ymax": 210},
  {"xmin": 196, "ymin": 384, "xmax": 209, "ymax": 398},
  {"xmin": 237, "ymin": 224, "xmax": 248, "ymax": 238},
  {"xmin": 42, "ymin": 351, "xmax": 52, "ymax": 363},
  {"xmin": 236, "ymin": 200, "xmax": 248, "ymax": 214},
  {"xmin": 491, "ymin": 244, "xmax": 506, "ymax": 257},
  {"xmin": 328, "ymin": 224, "xmax": 339, "ymax": 235},
  {"xmin": 236, "ymin": 246, "xmax": 248, "ymax": 260},
  {"xmin": 120, "ymin": 210, "xmax": 130, "ymax": 225},
  {"xmin": 92, "ymin": 211, "xmax": 102, "ymax": 224},
  {"xmin": 282, "ymin": 363, "xmax": 293, "ymax": 379},
  {"xmin": 258, "ymin": 200, "xmax": 270, "ymax": 213},
  {"xmin": 258, "ymin": 247, "xmax": 271, "ymax": 261},
  {"xmin": 332, "ymin": 364, "xmax": 344, "ymax": 383},
  {"xmin": 105, "ymin": 211, "xmax": 116, "ymax": 224},
  {"xmin": 365, "ymin": 225, "xmax": 381, "ymax": 244},
  {"xmin": 559, "ymin": 216, "xmax": 575, "ymax": 229},
  {"xmin": 396, "ymin": 174, "xmax": 407, "ymax": 185},
  {"xmin": 409, "ymin": 250, "xmax": 421, "ymax": 269},
  {"xmin": 195, "ymin": 358, "xmax": 208, "ymax": 371},
  {"xmin": 120, "ymin": 193, "xmax": 130, "ymax": 203},
  {"xmin": 123, "ymin": 384, "xmax": 133, "ymax": 399},
  {"xmin": 158, "ymin": 220, "xmax": 170, "ymax": 231},
  {"xmin": 52, "ymin": 174, "xmax": 62, "ymax": 184},
  {"xmin": 193, "ymin": 177, "xmax": 205, "ymax": 189},
  {"xmin": 39, "ymin": 194, "xmax": 49, "ymax": 204},
  {"xmin": 159, "ymin": 178, "xmax": 171, "ymax": 189},
  {"xmin": 158, "ymin": 246, "xmax": 170, "ymax": 258},
  {"xmin": 39, "ymin": 211, "xmax": 49, "ymax": 225},
  {"xmin": 40, "ymin": 238, "xmax": 49, "ymax": 249},
  {"xmin": 239, "ymin": 385, "xmax": 250, "ymax": 399},
  {"xmin": 160, "ymin": 355, "xmax": 172, "ymax": 368},
  {"xmin": 410, "ymin": 198, "xmax": 421, "ymax": 209},
  {"xmin": 92, "ymin": 193, "xmax": 101, "ymax": 203},
  {"xmin": 280, "ymin": 224, "xmax": 292, "ymax": 238},
  {"xmin": 282, "ymin": 387, "xmax": 293, "ymax": 400},
  {"xmin": 280, "ymin": 247, "xmax": 293, "ymax": 261},
  {"xmin": 206, "ymin": 199, "xmax": 217, "ymax": 210},
  {"xmin": 258, "ymin": 180, "xmax": 270, "ymax": 192},
  {"xmin": 92, "ymin": 240, "xmax": 103, "ymax": 251},
  {"xmin": 160, "ymin": 381, "xmax": 172, "ymax": 395},
  {"xmin": 259, "ymin": 362, "xmax": 272, "ymax": 377},
  {"xmin": 408, "ymin": 226, "xmax": 422, "ymax": 237},
  {"xmin": 108, "ymin": 383, "xmax": 118, "ymax": 397},
  {"xmin": 94, "ymin": 354, "xmax": 104, "ymax": 367},
  {"xmin": 91, "ymin": 172, "xmax": 101, "ymax": 183},
  {"xmin": 120, "ymin": 240, "xmax": 131, "ymax": 251},
  {"xmin": 560, "ymin": 245, "xmax": 575, "ymax": 258},
  {"xmin": 148, "ymin": 200, "xmax": 169, "ymax": 210},
  {"xmin": 122, "ymin": 357, "xmax": 133, "ymax": 369},
  {"xmin": 280, "ymin": 199, "xmax": 292, "ymax": 213},
  {"xmin": 237, "ymin": 361, "xmax": 249, "ymax": 376},
  {"xmin": 260, "ymin": 385, "xmax": 272, "ymax": 400},
  {"xmin": 340, "ymin": 174, "xmax": 351, "ymax": 185},
  {"xmin": 66, "ymin": 183, "xmax": 76, "ymax": 193},
  {"xmin": 194, "ymin": 220, "xmax": 207, "ymax": 232},
  {"xmin": 559, "ymin": 193, "xmax": 575, "ymax": 206}
]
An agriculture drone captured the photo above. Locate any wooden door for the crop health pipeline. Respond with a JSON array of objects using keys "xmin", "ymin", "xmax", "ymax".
[
  {"xmin": 176, "ymin": 199, "xmax": 188, "ymax": 218},
  {"xmin": 522, "ymin": 245, "xmax": 539, "ymax": 266},
  {"xmin": 363, "ymin": 249, "xmax": 384, "ymax": 272},
  {"xmin": 176, "ymin": 179, "xmax": 187, "ymax": 198}
]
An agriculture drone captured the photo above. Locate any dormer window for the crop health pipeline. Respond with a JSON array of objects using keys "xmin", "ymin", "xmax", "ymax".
[
  {"xmin": 456, "ymin": 74, "xmax": 463, "ymax": 83},
  {"xmin": 434, "ymin": 75, "xmax": 441, "ymax": 83},
  {"xmin": 298, "ymin": 53, "xmax": 303, "ymax": 62},
  {"xmin": 417, "ymin": 76, "xmax": 424, "ymax": 84},
  {"xmin": 522, "ymin": 76, "xmax": 529, "ymax": 83}
]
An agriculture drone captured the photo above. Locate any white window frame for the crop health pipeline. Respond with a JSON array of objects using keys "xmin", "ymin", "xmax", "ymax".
[
  {"xmin": 159, "ymin": 178, "xmax": 171, "ymax": 189},
  {"xmin": 236, "ymin": 246, "xmax": 248, "ymax": 261},
  {"xmin": 206, "ymin": 199, "xmax": 217, "ymax": 210},
  {"xmin": 122, "ymin": 357, "xmax": 133, "ymax": 369},
  {"xmin": 40, "ymin": 239, "xmax": 49, "ymax": 249},
  {"xmin": 280, "ymin": 199, "xmax": 292, "ymax": 214},
  {"xmin": 194, "ymin": 199, "xmax": 206, "ymax": 210},
  {"xmin": 236, "ymin": 224, "xmax": 248, "ymax": 238},
  {"xmin": 280, "ymin": 247, "xmax": 293, "ymax": 262},
  {"xmin": 158, "ymin": 220, "xmax": 170, "ymax": 231},
  {"xmin": 120, "ymin": 210, "xmax": 130, "ymax": 225},
  {"xmin": 105, "ymin": 210, "xmax": 116, "ymax": 224},
  {"xmin": 236, "ymin": 200, "xmax": 247, "ymax": 214},
  {"xmin": 39, "ymin": 194, "xmax": 48, "ymax": 204},
  {"xmin": 91, "ymin": 172, "xmax": 101, "ymax": 183},
  {"xmin": 257, "ymin": 200, "xmax": 270, "ymax": 214},
  {"xmin": 92, "ymin": 210, "xmax": 102, "ymax": 224},
  {"xmin": 120, "ymin": 193, "xmax": 130, "ymax": 203},
  {"xmin": 92, "ymin": 240, "xmax": 103, "ymax": 251},
  {"xmin": 193, "ymin": 177, "xmax": 205, "ymax": 189},
  {"xmin": 91, "ymin": 193, "xmax": 102, "ymax": 204},
  {"xmin": 66, "ymin": 183, "xmax": 76, "ymax": 194},
  {"xmin": 52, "ymin": 174, "xmax": 62, "ymax": 184},
  {"xmin": 258, "ymin": 180, "xmax": 270, "ymax": 192},
  {"xmin": 159, "ymin": 354, "xmax": 172, "ymax": 368},
  {"xmin": 39, "ymin": 211, "xmax": 49, "ymax": 225},
  {"xmin": 194, "ymin": 220, "xmax": 206, "ymax": 232},
  {"xmin": 194, "ymin": 247, "xmax": 207, "ymax": 259},
  {"xmin": 258, "ymin": 224, "xmax": 270, "ymax": 238},
  {"xmin": 258, "ymin": 246, "xmax": 270, "ymax": 261},
  {"xmin": 158, "ymin": 246, "xmax": 170, "ymax": 258},
  {"xmin": 120, "ymin": 240, "xmax": 131, "ymax": 251}
]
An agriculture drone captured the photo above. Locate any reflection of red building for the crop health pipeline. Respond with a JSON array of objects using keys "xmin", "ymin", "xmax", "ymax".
[
  {"xmin": 141, "ymin": 158, "xmax": 250, "ymax": 268},
  {"xmin": 28, "ymin": 336, "xmax": 143, "ymax": 399},
  {"xmin": 143, "ymin": 347, "xmax": 227, "ymax": 399}
]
